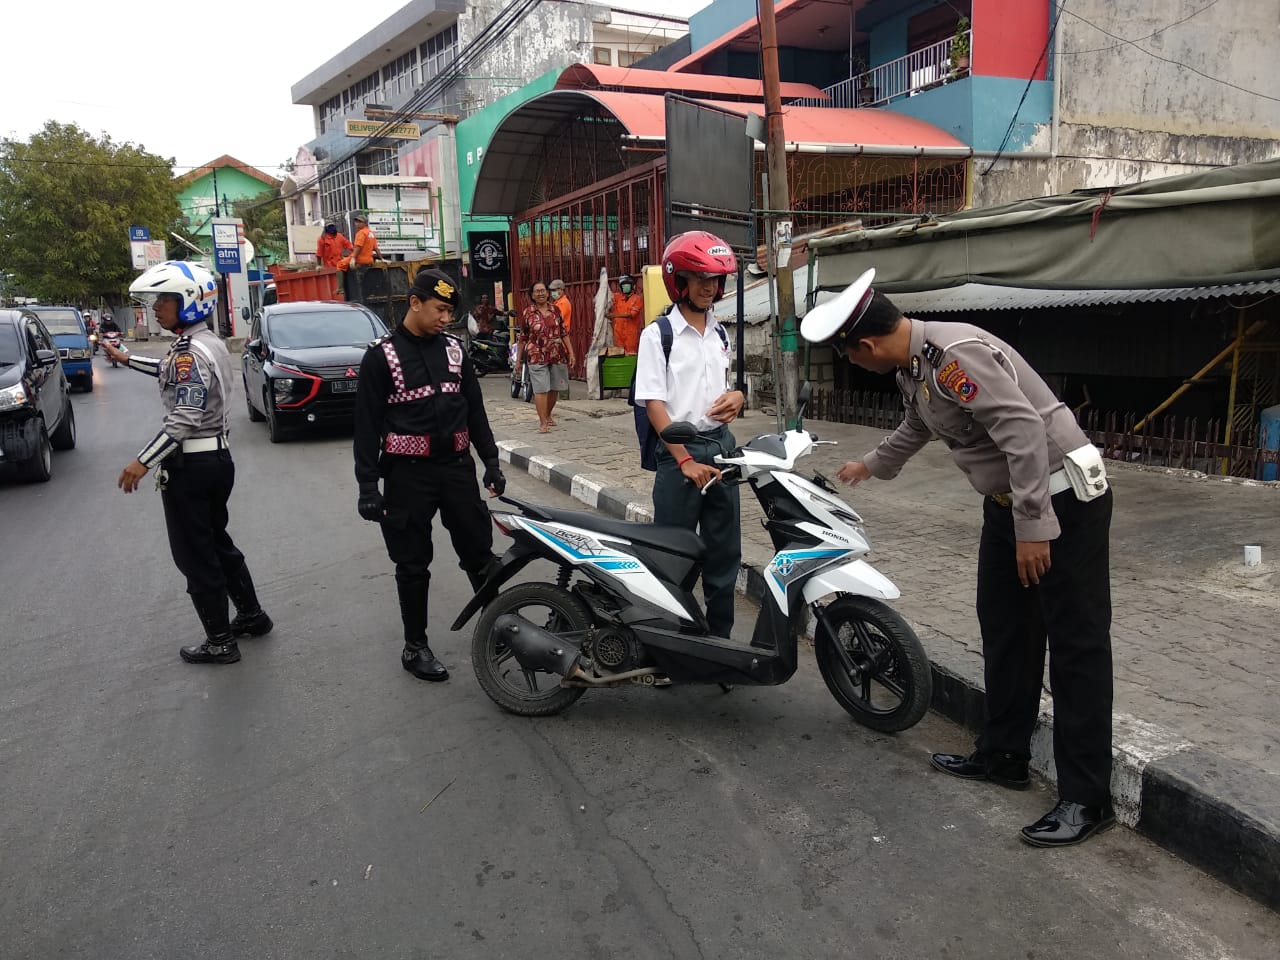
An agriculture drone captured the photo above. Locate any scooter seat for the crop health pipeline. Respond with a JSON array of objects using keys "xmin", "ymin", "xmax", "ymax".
[{"xmin": 529, "ymin": 506, "xmax": 706, "ymax": 560}]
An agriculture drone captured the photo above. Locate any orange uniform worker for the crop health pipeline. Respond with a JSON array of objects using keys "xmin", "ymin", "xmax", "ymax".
[
  {"xmin": 351, "ymin": 213, "xmax": 381, "ymax": 266},
  {"xmin": 315, "ymin": 223, "xmax": 352, "ymax": 268},
  {"xmin": 608, "ymin": 274, "xmax": 644, "ymax": 354},
  {"xmin": 549, "ymin": 278, "xmax": 571, "ymax": 332}
]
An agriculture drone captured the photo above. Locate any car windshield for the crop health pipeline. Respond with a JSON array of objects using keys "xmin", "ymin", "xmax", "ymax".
[
  {"xmin": 31, "ymin": 308, "xmax": 82, "ymax": 335},
  {"xmin": 0, "ymin": 325, "xmax": 22, "ymax": 365},
  {"xmin": 268, "ymin": 310, "xmax": 383, "ymax": 349}
]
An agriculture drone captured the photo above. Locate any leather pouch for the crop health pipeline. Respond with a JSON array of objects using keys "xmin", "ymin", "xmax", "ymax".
[{"xmin": 1062, "ymin": 444, "xmax": 1109, "ymax": 501}]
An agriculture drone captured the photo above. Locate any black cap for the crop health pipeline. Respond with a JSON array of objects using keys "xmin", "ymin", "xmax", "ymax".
[{"xmin": 411, "ymin": 269, "xmax": 460, "ymax": 308}]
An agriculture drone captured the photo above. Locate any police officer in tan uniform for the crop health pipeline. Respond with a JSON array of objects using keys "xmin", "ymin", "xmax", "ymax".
[{"xmin": 802, "ymin": 270, "xmax": 1114, "ymax": 848}]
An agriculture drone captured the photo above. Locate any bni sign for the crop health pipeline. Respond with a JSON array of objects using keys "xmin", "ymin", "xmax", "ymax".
[{"xmin": 212, "ymin": 223, "xmax": 241, "ymax": 272}]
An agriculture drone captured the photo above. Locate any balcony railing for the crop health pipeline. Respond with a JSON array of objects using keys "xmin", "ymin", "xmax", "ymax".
[{"xmin": 793, "ymin": 32, "xmax": 969, "ymax": 109}]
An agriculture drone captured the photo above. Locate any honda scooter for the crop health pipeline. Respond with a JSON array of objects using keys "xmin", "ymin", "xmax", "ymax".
[{"xmin": 452, "ymin": 386, "xmax": 933, "ymax": 731}]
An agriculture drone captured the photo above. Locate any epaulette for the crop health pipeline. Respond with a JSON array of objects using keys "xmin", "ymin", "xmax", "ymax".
[
  {"xmin": 443, "ymin": 332, "xmax": 462, "ymax": 346},
  {"xmin": 371, "ymin": 333, "xmax": 392, "ymax": 347},
  {"xmin": 921, "ymin": 340, "xmax": 944, "ymax": 366}
]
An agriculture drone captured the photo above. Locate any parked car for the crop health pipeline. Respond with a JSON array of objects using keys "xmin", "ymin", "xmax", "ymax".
[
  {"xmin": 0, "ymin": 309, "xmax": 76, "ymax": 482},
  {"xmin": 242, "ymin": 301, "xmax": 388, "ymax": 443},
  {"xmin": 28, "ymin": 305, "xmax": 94, "ymax": 392}
]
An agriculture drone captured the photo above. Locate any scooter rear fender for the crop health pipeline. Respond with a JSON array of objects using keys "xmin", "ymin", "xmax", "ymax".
[
  {"xmin": 449, "ymin": 544, "xmax": 538, "ymax": 630},
  {"xmin": 802, "ymin": 558, "xmax": 900, "ymax": 603}
]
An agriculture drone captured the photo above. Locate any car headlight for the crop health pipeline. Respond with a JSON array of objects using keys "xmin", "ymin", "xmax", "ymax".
[
  {"xmin": 272, "ymin": 378, "xmax": 296, "ymax": 404},
  {"xmin": 70, "ymin": 348, "xmax": 90, "ymax": 360},
  {"xmin": 0, "ymin": 383, "xmax": 28, "ymax": 412}
]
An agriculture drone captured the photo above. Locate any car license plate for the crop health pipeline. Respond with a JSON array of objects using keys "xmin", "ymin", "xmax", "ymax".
[{"xmin": 331, "ymin": 379, "xmax": 358, "ymax": 394}]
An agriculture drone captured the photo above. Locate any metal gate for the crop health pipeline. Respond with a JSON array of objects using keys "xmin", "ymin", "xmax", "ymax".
[{"xmin": 510, "ymin": 159, "xmax": 666, "ymax": 378}]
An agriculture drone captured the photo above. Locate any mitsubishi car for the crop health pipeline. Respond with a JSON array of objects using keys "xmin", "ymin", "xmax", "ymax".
[{"xmin": 242, "ymin": 301, "xmax": 388, "ymax": 443}]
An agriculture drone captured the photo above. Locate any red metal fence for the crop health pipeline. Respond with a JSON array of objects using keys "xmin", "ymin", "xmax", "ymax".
[{"xmin": 810, "ymin": 389, "xmax": 1280, "ymax": 479}]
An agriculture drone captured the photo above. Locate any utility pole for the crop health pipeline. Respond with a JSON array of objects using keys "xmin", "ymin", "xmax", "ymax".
[{"xmin": 758, "ymin": 0, "xmax": 799, "ymax": 427}]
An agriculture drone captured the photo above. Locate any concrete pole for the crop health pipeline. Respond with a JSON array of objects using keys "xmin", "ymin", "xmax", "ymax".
[{"xmin": 758, "ymin": 0, "xmax": 800, "ymax": 428}]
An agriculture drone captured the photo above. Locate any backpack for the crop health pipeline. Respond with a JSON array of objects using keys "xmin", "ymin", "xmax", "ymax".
[{"xmin": 628, "ymin": 309, "xmax": 729, "ymax": 471}]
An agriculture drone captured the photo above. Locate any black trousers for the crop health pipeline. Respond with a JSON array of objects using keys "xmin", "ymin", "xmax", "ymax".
[
  {"xmin": 379, "ymin": 454, "xmax": 494, "ymax": 639},
  {"xmin": 975, "ymin": 488, "xmax": 1114, "ymax": 806},
  {"xmin": 652, "ymin": 425, "xmax": 740, "ymax": 639},
  {"xmin": 160, "ymin": 450, "xmax": 245, "ymax": 595}
]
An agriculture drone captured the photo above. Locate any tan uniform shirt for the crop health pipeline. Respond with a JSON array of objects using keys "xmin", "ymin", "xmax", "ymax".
[{"xmin": 862, "ymin": 319, "xmax": 1089, "ymax": 542}]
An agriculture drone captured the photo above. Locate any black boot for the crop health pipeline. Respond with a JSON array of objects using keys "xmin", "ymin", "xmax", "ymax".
[
  {"xmin": 396, "ymin": 577, "xmax": 448, "ymax": 682},
  {"xmin": 225, "ymin": 563, "xmax": 273, "ymax": 637},
  {"xmin": 464, "ymin": 554, "xmax": 502, "ymax": 593},
  {"xmin": 181, "ymin": 590, "xmax": 241, "ymax": 665}
]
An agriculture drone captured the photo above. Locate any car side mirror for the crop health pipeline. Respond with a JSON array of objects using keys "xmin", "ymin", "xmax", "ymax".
[
  {"xmin": 796, "ymin": 381, "xmax": 812, "ymax": 429},
  {"xmin": 660, "ymin": 420, "xmax": 698, "ymax": 444},
  {"xmin": 247, "ymin": 338, "xmax": 263, "ymax": 358},
  {"xmin": 241, "ymin": 306, "xmax": 251, "ymax": 321},
  {"xmin": 36, "ymin": 349, "xmax": 58, "ymax": 367}
]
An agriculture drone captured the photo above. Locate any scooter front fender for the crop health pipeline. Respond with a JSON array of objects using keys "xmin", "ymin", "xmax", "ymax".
[{"xmin": 802, "ymin": 558, "xmax": 900, "ymax": 603}]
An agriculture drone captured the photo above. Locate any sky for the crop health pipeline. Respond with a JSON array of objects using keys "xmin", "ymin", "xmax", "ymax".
[{"xmin": 4, "ymin": 0, "xmax": 708, "ymax": 177}]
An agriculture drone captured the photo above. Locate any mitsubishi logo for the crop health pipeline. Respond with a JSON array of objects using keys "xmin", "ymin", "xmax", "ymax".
[{"xmin": 346, "ymin": 367, "xmax": 357, "ymax": 377}]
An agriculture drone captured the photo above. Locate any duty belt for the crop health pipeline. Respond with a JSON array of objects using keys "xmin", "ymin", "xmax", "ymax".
[
  {"xmin": 182, "ymin": 436, "xmax": 229, "ymax": 453},
  {"xmin": 990, "ymin": 468, "xmax": 1070, "ymax": 507},
  {"xmin": 384, "ymin": 430, "xmax": 470, "ymax": 457}
]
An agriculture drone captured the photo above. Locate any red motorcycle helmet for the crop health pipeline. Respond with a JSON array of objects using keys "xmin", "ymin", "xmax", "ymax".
[{"xmin": 661, "ymin": 231, "xmax": 737, "ymax": 304}]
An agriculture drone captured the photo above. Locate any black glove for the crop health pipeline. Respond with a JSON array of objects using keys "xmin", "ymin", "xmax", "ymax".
[
  {"xmin": 483, "ymin": 459, "xmax": 506, "ymax": 496},
  {"xmin": 357, "ymin": 482, "xmax": 386, "ymax": 522}
]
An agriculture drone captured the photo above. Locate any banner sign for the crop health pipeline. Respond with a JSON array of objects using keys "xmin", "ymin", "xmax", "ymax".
[
  {"xmin": 468, "ymin": 231, "xmax": 509, "ymax": 280},
  {"xmin": 344, "ymin": 119, "xmax": 421, "ymax": 139}
]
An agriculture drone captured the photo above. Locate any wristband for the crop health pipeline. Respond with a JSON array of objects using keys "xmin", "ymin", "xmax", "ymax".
[{"xmin": 676, "ymin": 455, "xmax": 694, "ymax": 468}]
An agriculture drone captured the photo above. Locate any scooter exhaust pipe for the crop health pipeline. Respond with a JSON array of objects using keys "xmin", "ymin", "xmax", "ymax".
[{"xmin": 492, "ymin": 614, "xmax": 582, "ymax": 678}]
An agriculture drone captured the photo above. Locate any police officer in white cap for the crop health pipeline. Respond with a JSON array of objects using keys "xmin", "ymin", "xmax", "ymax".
[
  {"xmin": 802, "ymin": 270, "xmax": 1115, "ymax": 848},
  {"xmin": 103, "ymin": 261, "xmax": 272, "ymax": 665}
]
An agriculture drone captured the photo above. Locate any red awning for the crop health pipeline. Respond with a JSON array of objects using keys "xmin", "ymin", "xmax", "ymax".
[{"xmin": 555, "ymin": 63, "xmax": 827, "ymax": 103}]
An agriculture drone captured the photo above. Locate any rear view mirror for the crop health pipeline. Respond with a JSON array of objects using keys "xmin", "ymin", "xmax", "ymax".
[
  {"xmin": 660, "ymin": 421, "xmax": 698, "ymax": 444},
  {"xmin": 246, "ymin": 339, "xmax": 263, "ymax": 358},
  {"xmin": 241, "ymin": 306, "xmax": 251, "ymax": 321},
  {"xmin": 36, "ymin": 349, "xmax": 58, "ymax": 367}
]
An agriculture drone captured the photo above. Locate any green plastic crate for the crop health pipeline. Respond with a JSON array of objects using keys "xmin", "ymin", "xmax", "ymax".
[{"xmin": 599, "ymin": 354, "xmax": 638, "ymax": 389}]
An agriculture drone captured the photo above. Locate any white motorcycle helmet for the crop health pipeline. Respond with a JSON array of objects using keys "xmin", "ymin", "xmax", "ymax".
[{"xmin": 129, "ymin": 260, "xmax": 218, "ymax": 326}]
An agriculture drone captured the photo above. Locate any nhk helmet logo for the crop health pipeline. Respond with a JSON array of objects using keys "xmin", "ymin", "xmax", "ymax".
[{"xmin": 707, "ymin": 245, "xmax": 731, "ymax": 256}]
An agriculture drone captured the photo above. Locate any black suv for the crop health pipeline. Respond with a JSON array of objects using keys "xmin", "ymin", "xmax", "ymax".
[
  {"xmin": 242, "ymin": 301, "xmax": 388, "ymax": 443},
  {"xmin": 0, "ymin": 308, "xmax": 76, "ymax": 482}
]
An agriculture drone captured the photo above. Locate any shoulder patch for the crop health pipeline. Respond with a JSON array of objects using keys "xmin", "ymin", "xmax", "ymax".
[{"xmin": 173, "ymin": 351, "xmax": 203, "ymax": 384}]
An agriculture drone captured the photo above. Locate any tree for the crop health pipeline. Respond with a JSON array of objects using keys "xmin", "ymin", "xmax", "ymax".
[
  {"xmin": 233, "ymin": 188, "xmax": 288, "ymax": 264},
  {"xmin": 0, "ymin": 121, "xmax": 181, "ymax": 304}
]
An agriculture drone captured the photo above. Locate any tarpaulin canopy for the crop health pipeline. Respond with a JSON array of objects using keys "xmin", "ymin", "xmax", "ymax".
[{"xmin": 808, "ymin": 158, "xmax": 1280, "ymax": 294}]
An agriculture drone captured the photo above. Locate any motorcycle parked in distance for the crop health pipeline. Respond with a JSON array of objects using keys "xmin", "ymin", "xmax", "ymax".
[
  {"xmin": 453, "ymin": 384, "xmax": 934, "ymax": 732},
  {"xmin": 469, "ymin": 314, "xmax": 513, "ymax": 377}
]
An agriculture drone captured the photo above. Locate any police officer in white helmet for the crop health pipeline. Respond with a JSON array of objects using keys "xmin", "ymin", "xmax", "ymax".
[{"xmin": 103, "ymin": 261, "xmax": 272, "ymax": 664}]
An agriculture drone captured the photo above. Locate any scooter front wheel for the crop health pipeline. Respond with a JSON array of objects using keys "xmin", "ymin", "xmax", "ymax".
[
  {"xmin": 471, "ymin": 581, "xmax": 589, "ymax": 716},
  {"xmin": 813, "ymin": 596, "xmax": 932, "ymax": 733}
]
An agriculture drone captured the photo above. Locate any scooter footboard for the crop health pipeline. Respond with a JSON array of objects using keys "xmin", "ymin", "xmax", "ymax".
[{"xmin": 802, "ymin": 559, "xmax": 900, "ymax": 603}]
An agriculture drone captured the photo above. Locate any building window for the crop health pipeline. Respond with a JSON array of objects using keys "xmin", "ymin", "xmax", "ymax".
[
  {"xmin": 419, "ymin": 23, "xmax": 458, "ymax": 87},
  {"xmin": 593, "ymin": 46, "xmax": 612, "ymax": 65},
  {"xmin": 618, "ymin": 50, "xmax": 646, "ymax": 68},
  {"xmin": 346, "ymin": 70, "xmax": 380, "ymax": 113},
  {"xmin": 382, "ymin": 49, "xmax": 418, "ymax": 101},
  {"xmin": 319, "ymin": 94, "xmax": 343, "ymax": 135}
]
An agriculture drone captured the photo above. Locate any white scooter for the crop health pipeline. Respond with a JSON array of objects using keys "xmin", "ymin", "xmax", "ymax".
[{"xmin": 453, "ymin": 384, "xmax": 933, "ymax": 731}]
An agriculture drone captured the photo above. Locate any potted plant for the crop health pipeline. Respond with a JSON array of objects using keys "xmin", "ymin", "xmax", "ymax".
[
  {"xmin": 950, "ymin": 17, "xmax": 971, "ymax": 74},
  {"xmin": 851, "ymin": 50, "xmax": 877, "ymax": 106}
]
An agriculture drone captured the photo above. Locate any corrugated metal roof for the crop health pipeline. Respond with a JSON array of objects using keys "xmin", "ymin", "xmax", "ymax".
[
  {"xmin": 883, "ymin": 280, "xmax": 1280, "ymax": 313},
  {"xmin": 555, "ymin": 64, "xmax": 827, "ymax": 102}
]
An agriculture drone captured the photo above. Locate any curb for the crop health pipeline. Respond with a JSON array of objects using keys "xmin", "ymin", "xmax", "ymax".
[{"xmin": 497, "ymin": 438, "xmax": 1280, "ymax": 910}]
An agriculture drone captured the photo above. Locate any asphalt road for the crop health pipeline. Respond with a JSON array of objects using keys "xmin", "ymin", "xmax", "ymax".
[{"xmin": 2, "ymin": 351, "xmax": 1277, "ymax": 960}]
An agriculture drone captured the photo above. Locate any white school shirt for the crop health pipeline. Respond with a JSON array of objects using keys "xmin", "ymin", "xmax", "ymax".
[{"xmin": 633, "ymin": 306, "xmax": 731, "ymax": 433}]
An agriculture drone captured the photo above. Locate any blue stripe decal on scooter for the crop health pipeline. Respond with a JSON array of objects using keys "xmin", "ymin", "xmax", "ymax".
[
  {"xmin": 769, "ymin": 548, "xmax": 852, "ymax": 591},
  {"xmin": 524, "ymin": 524, "xmax": 638, "ymax": 571}
]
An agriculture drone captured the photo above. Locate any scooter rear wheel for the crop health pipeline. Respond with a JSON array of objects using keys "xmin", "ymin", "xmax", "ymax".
[
  {"xmin": 813, "ymin": 596, "xmax": 932, "ymax": 732},
  {"xmin": 471, "ymin": 581, "xmax": 589, "ymax": 716}
]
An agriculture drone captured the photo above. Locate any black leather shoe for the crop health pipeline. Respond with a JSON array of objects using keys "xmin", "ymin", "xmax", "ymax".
[
  {"xmin": 930, "ymin": 750, "xmax": 1031, "ymax": 790},
  {"xmin": 402, "ymin": 645, "xmax": 449, "ymax": 682},
  {"xmin": 1020, "ymin": 800, "xmax": 1115, "ymax": 847},
  {"xmin": 180, "ymin": 640, "xmax": 241, "ymax": 664},
  {"xmin": 231, "ymin": 610, "xmax": 274, "ymax": 638}
]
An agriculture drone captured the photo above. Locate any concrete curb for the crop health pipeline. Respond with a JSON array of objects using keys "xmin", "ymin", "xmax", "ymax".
[{"xmin": 496, "ymin": 438, "xmax": 1280, "ymax": 911}]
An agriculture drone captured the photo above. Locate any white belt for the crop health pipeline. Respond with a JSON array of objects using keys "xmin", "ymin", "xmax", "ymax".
[
  {"xmin": 1048, "ymin": 467, "xmax": 1071, "ymax": 495},
  {"xmin": 182, "ymin": 436, "xmax": 229, "ymax": 453}
]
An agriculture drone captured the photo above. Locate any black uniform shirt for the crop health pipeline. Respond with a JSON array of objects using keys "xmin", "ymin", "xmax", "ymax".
[{"xmin": 353, "ymin": 325, "xmax": 499, "ymax": 485}]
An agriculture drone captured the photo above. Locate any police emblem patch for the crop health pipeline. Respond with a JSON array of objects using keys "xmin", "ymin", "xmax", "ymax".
[
  {"xmin": 445, "ymin": 341, "xmax": 464, "ymax": 370},
  {"xmin": 954, "ymin": 378, "xmax": 979, "ymax": 402},
  {"xmin": 174, "ymin": 352, "xmax": 196, "ymax": 382}
]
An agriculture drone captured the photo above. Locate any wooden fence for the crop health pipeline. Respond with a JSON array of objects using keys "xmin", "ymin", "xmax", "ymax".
[{"xmin": 809, "ymin": 389, "xmax": 1280, "ymax": 479}]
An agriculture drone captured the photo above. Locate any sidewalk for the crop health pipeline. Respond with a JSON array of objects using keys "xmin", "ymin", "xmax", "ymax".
[{"xmin": 478, "ymin": 377, "xmax": 1279, "ymax": 909}]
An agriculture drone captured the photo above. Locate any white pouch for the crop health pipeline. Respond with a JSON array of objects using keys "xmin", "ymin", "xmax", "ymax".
[{"xmin": 1062, "ymin": 443, "xmax": 1109, "ymax": 502}]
